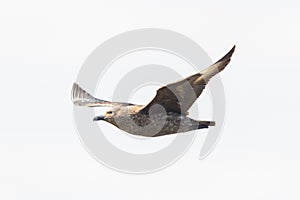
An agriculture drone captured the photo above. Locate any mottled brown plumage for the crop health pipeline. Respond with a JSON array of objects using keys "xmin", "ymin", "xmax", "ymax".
[{"xmin": 72, "ymin": 46, "xmax": 235, "ymax": 137}]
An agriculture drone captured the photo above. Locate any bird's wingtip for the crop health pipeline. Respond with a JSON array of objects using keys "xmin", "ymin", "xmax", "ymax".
[{"xmin": 231, "ymin": 45, "xmax": 236, "ymax": 53}]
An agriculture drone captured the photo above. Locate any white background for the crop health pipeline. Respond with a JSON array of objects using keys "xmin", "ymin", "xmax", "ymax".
[{"xmin": 1, "ymin": 0, "xmax": 300, "ymax": 199}]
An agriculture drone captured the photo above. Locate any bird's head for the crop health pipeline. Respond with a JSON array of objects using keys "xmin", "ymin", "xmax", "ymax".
[
  {"xmin": 93, "ymin": 106, "xmax": 139, "ymax": 126},
  {"xmin": 93, "ymin": 108, "xmax": 117, "ymax": 123}
]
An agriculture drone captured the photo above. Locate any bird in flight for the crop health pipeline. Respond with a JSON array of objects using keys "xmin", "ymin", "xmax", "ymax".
[{"xmin": 72, "ymin": 46, "xmax": 235, "ymax": 137}]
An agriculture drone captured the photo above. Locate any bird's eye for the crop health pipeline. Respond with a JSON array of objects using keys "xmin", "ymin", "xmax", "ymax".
[{"xmin": 107, "ymin": 111, "xmax": 113, "ymax": 114}]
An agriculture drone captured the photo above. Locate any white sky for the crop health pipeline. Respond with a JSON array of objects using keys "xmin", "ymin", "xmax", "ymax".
[{"xmin": 0, "ymin": 0, "xmax": 300, "ymax": 199}]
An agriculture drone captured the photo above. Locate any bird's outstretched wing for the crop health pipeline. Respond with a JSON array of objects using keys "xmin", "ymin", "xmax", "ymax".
[
  {"xmin": 71, "ymin": 83, "xmax": 133, "ymax": 107},
  {"xmin": 139, "ymin": 45, "xmax": 235, "ymax": 114}
]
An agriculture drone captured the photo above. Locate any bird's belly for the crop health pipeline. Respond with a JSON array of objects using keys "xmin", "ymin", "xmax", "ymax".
[{"xmin": 114, "ymin": 113, "xmax": 196, "ymax": 137}]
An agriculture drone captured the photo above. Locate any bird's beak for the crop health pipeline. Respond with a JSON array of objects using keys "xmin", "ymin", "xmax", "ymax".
[{"xmin": 93, "ymin": 115, "xmax": 105, "ymax": 121}]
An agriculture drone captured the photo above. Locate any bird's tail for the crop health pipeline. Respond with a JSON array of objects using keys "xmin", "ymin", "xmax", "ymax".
[{"xmin": 198, "ymin": 120, "xmax": 216, "ymax": 129}]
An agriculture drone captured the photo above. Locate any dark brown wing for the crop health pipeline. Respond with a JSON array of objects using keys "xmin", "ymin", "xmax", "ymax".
[
  {"xmin": 139, "ymin": 45, "xmax": 235, "ymax": 114},
  {"xmin": 71, "ymin": 83, "xmax": 133, "ymax": 107}
]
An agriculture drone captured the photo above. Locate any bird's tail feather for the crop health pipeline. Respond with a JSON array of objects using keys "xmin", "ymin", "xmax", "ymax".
[{"xmin": 198, "ymin": 120, "xmax": 216, "ymax": 129}]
